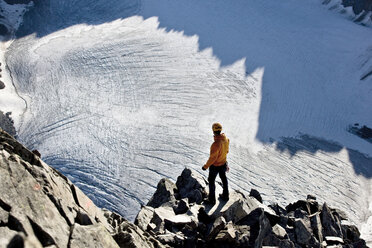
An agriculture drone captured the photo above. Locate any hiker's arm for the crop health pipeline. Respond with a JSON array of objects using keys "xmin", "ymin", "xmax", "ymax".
[{"xmin": 203, "ymin": 143, "xmax": 219, "ymax": 170}]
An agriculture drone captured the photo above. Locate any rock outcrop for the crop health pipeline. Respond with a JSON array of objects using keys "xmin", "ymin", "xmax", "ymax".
[
  {"xmin": 0, "ymin": 128, "xmax": 368, "ymax": 247},
  {"xmin": 323, "ymin": 0, "xmax": 372, "ymax": 23},
  {"xmin": 0, "ymin": 111, "xmax": 16, "ymax": 137},
  {"xmin": 136, "ymin": 168, "xmax": 368, "ymax": 248},
  {"xmin": 341, "ymin": 0, "xmax": 372, "ymax": 16},
  {"xmin": 0, "ymin": 129, "xmax": 164, "ymax": 248}
]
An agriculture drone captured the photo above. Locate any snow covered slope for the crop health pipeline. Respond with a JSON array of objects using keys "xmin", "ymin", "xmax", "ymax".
[{"xmin": 3, "ymin": 0, "xmax": 372, "ymax": 243}]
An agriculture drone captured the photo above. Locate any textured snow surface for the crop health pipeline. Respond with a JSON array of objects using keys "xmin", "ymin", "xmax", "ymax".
[{"xmin": 3, "ymin": 0, "xmax": 372, "ymax": 243}]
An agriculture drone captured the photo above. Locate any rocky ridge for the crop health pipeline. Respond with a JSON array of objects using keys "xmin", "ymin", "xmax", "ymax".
[
  {"xmin": 0, "ymin": 128, "xmax": 368, "ymax": 247},
  {"xmin": 135, "ymin": 169, "xmax": 368, "ymax": 248},
  {"xmin": 0, "ymin": 128, "xmax": 165, "ymax": 248}
]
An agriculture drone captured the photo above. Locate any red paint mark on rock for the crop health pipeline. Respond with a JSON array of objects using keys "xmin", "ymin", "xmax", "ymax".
[{"xmin": 33, "ymin": 183, "xmax": 41, "ymax": 191}]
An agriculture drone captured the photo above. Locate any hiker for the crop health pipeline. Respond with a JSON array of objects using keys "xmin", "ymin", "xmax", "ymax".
[{"xmin": 202, "ymin": 122, "xmax": 230, "ymax": 204}]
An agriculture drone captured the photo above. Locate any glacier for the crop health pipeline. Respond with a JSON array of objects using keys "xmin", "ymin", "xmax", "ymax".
[{"xmin": 1, "ymin": 0, "xmax": 372, "ymax": 244}]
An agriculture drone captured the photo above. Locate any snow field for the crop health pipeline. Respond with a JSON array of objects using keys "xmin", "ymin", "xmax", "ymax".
[{"xmin": 2, "ymin": 0, "xmax": 372, "ymax": 243}]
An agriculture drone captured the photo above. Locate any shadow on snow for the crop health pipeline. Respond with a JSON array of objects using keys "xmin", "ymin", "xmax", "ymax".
[{"xmin": 13, "ymin": 0, "xmax": 372, "ymax": 178}]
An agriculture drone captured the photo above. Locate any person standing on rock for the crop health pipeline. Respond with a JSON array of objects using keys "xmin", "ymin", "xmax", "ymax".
[{"xmin": 202, "ymin": 122, "xmax": 230, "ymax": 204}]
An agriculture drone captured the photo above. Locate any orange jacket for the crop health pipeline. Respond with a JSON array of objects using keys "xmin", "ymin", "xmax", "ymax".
[{"xmin": 203, "ymin": 133, "xmax": 229, "ymax": 169}]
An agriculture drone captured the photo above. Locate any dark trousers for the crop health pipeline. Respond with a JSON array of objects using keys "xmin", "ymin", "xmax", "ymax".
[{"xmin": 208, "ymin": 163, "xmax": 228, "ymax": 201}]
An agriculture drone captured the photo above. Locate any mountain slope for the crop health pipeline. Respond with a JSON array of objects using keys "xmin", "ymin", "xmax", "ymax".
[{"xmin": 2, "ymin": 0, "xmax": 372, "ymax": 243}]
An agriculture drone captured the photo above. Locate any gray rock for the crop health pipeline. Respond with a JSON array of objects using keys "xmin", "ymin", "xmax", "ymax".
[
  {"xmin": 0, "ymin": 207, "xmax": 9, "ymax": 225},
  {"xmin": 70, "ymin": 184, "xmax": 112, "ymax": 231},
  {"xmin": 0, "ymin": 80, "xmax": 5, "ymax": 89},
  {"xmin": 0, "ymin": 227, "xmax": 18, "ymax": 246},
  {"xmin": 263, "ymin": 233, "xmax": 282, "ymax": 247},
  {"xmin": 341, "ymin": 224, "xmax": 361, "ymax": 243},
  {"xmin": 173, "ymin": 198, "xmax": 189, "ymax": 215},
  {"xmin": 269, "ymin": 203, "xmax": 287, "ymax": 216},
  {"xmin": 75, "ymin": 208, "xmax": 94, "ymax": 225},
  {"xmin": 307, "ymin": 195, "xmax": 316, "ymax": 201},
  {"xmin": 294, "ymin": 219, "xmax": 312, "ymax": 245},
  {"xmin": 6, "ymin": 232, "xmax": 43, "ymax": 248},
  {"xmin": 0, "ymin": 150, "xmax": 70, "ymax": 247},
  {"xmin": 215, "ymin": 221, "xmax": 236, "ymax": 242},
  {"xmin": 114, "ymin": 221, "xmax": 166, "ymax": 248},
  {"xmin": 220, "ymin": 192, "xmax": 260, "ymax": 223},
  {"xmin": 0, "ymin": 112, "xmax": 16, "ymax": 137},
  {"xmin": 157, "ymin": 232, "xmax": 185, "ymax": 246},
  {"xmin": 253, "ymin": 208, "xmax": 272, "ymax": 248},
  {"xmin": 207, "ymin": 216, "xmax": 226, "ymax": 241},
  {"xmin": 150, "ymin": 204, "xmax": 195, "ymax": 234},
  {"xmin": 134, "ymin": 205, "xmax": 155, "ymax": 231},
  {"xmin": 286, "ymin": 200, "xmax": 311, "ymax": 215},
  {"xmin": 310, "ymin": 212, "xmax": 323, "ymax": 243},
  {"xmin": 176, "ymin": 168, "xmax": 207, "ymax": 204},
  {"xmin": 331, "ymin": 207, "xmax": 349, "ymax": 221},
  {"xmin": 69, "ymin": 223, "xmax": 119, "ymax": 248},
  {"xmin": 235, "ymin": 225, "xmax": 251, "ymax": 247},
  {"xmin": 307, "ymin": 199, "xmax": 321, "ymax": 215},
  {"xmin": 249, "ymin": 188, "xmax": 263, "ymax": 203},
  {"xmin": 147, "ymin": 178, "xmax": 177, "ymax": 208},
  {"xmin": 321, "ymin": 203, "xmax": 343, "ymax": 238},
  {"xmin": 272, "ymin": 224, "xmax": 287, "ymax": 239}
]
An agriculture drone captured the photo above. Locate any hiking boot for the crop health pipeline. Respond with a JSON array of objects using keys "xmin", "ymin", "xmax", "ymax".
[{"xmin": 219, "ymin": 194, "xmax": 229, "ymax": 201}]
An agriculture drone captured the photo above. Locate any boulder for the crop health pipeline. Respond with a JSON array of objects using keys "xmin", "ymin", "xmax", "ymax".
[
  {"xmin": 173, "ymin": 198, "xmax": 189, "ymax": 215},
  {"xmin": 207, "ymin": 216, "xmax": 226, "ymax": 241},
  {"xmin": 0, "ymin": 150, "xmax": 70, "ymax": 247},
  {"xmin": 0, "ymin": 112, "xmax": 16, "ymax": 137},
  {"xmin": 176, "ymin": 168, "xmax": 207, "ymax": 204},
  {"xmin": 113, "ymin": 221, "xmax": 166, "ymax": 248},
  {"xmin": 253, "ymin": 210, "xmax": 272, "ymax": 248},
  {"xmin": 157, "ymin": 231, "xmax": 185, "ymax": 246},
  {"xmin": 0, "ymin": 80, "xmax": 5, "ymax": 89},
  {"xmin": 219, "ymin": 192, "xmax": 260, "ymax": 223},
  {"xmin": 269, "ymin": 203, "xmax": 287, "ymax": 216},
  {"xmin": 0, "ymin": 129, "xmax": 167, "ymax": 248},
  {"xmin": 342, "ymin": 224, "xmax": 361, "ymax": 243},
  {"xmin": 294, "ymin": 219, "xmax": 312, "ymax": 245},
  {"xmin": 286, "ymin": 200, "xmax": 311, "ymax": 215},
  {"xmin": 306, "ymin": 195, "xmax": 316, "ymax": 201},
  {"xmin": 215, "ymin": 222, "xmax": 236, "ymax": 243},
  {"xmin": 69, "ymin": 223, "xmax": 119, "ymax": 248},
  {"xmin": 147, "ymin": 178, "xmax": 177, "ymax": 208},
  {"xmin": 134, "ymin": 205, "xmax": 155, "ymax": 231},
  {"xmin": 306, "ymin": 196, "xmax": 321, "ymax": 215},
  {"xmin": 321, "ymin": 203, "xmax": 343, "ymax": 238},
  {"xmin": 310, "ymin": 212, "xmax": 323, "ymax": 243},
  {"xmin": 235, "ymin": 225, "xmax": 251, "ymax": 247},
  {"xmin": 249, "ymin": 188, "xmax": 263, "ymax": 203},
  {"xmin": 272, "ymin": 224, "xmax": 287, "ymax": 239},
  {"xmin": 150, "ymin": 204, "xmax": 195, "ymax": 234}
]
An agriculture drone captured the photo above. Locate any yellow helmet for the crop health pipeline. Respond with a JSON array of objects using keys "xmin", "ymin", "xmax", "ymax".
[{"xmin": 212, "ymin": 123, "xmax": 222, "ymax": 132}]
